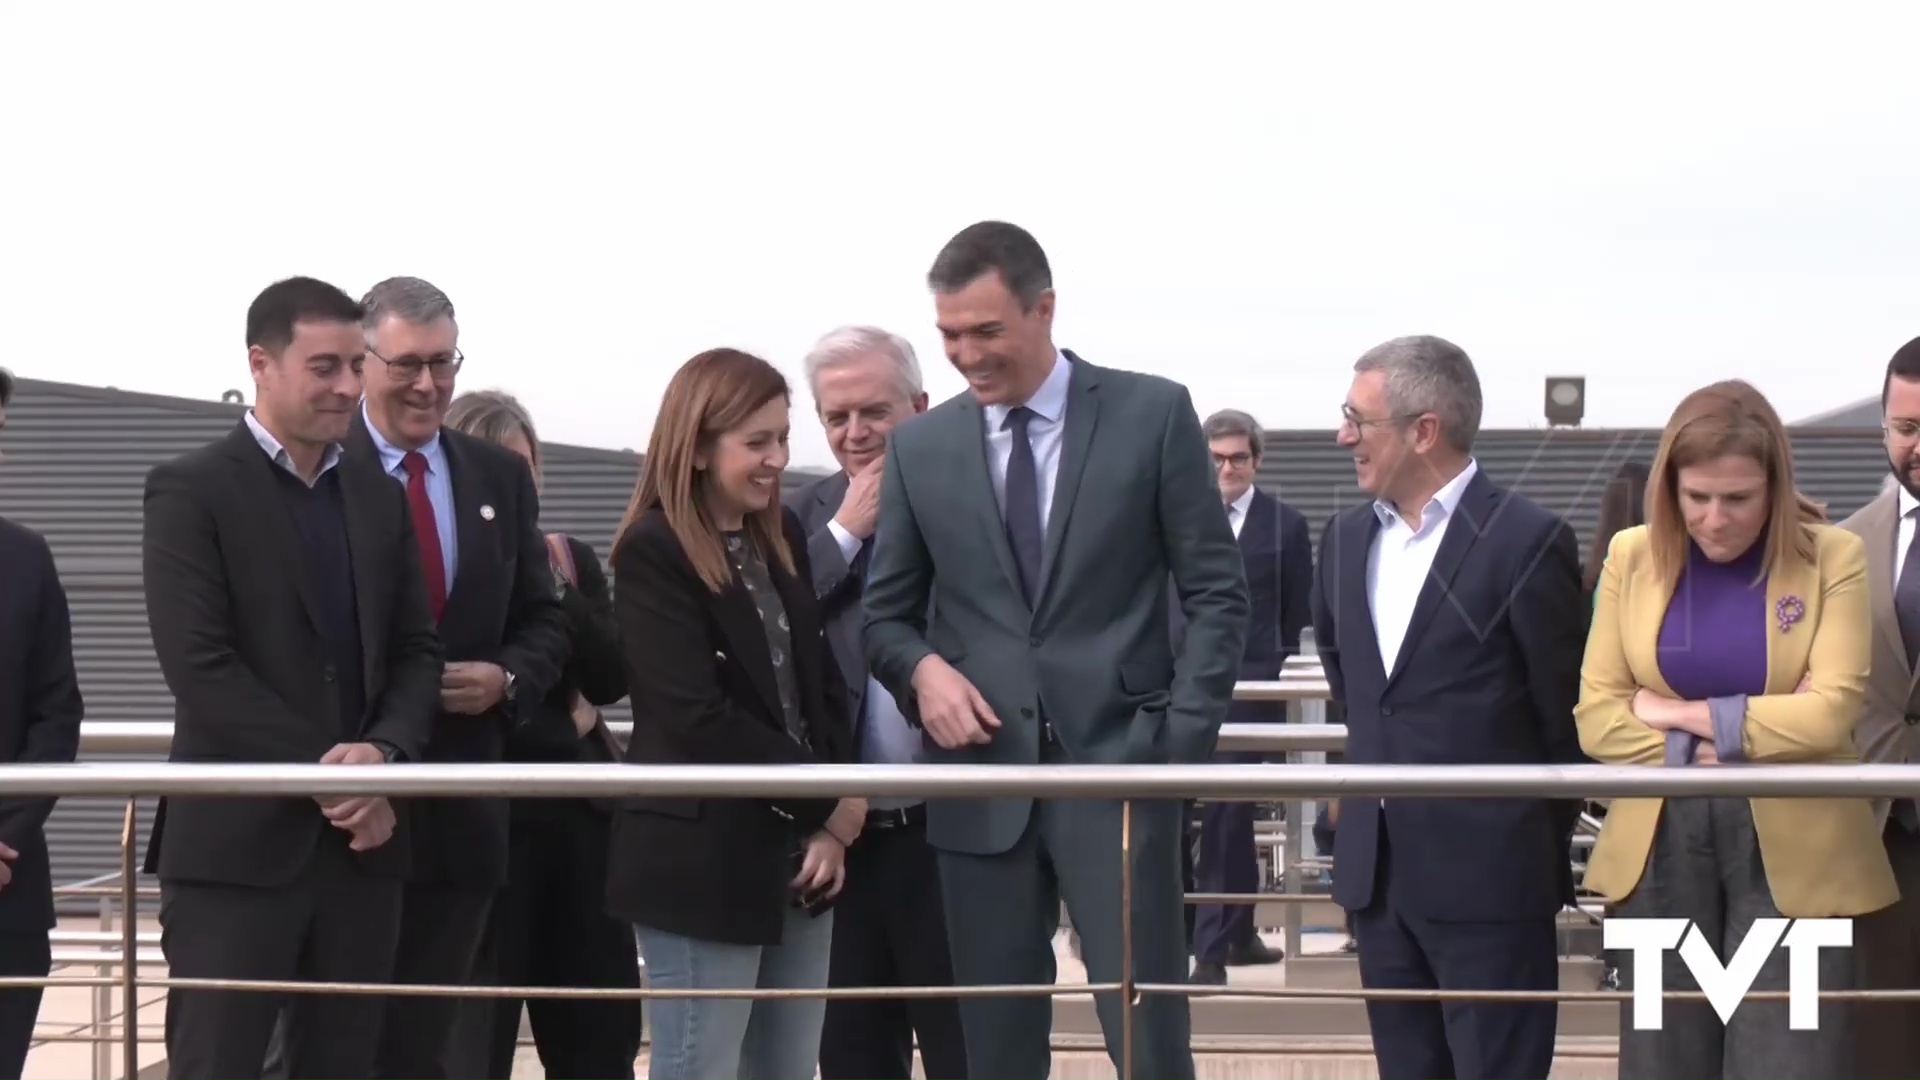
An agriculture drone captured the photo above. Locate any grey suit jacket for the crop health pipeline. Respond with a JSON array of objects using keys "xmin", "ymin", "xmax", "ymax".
[
  {"xmin": 862, "ymin": 352, "xmax": 1250, "ymax": 856},
  {"xmin": 1841, "ymin": 488, "xmax": 1920, "ymax": 830},
  {"xmin": 785, "ymin": 470, "xmax": 872, "ymax": 724}
]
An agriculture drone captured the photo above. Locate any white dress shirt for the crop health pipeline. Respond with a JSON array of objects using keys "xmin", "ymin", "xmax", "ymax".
[
  {"xmin": 1226, "ymin": 486, "xmax": 1255, "ymax": 541},
  {"xmin": 983, "ymin": 351, "xmax": 1073, "ymax": 533},
  {"xmin": 1366, "ymin": 460, "xmax": 1480, "ymax": 674},
  {"xmin": 1899, "ymin": 486, "xmax": 1919, "ymax": 590}
]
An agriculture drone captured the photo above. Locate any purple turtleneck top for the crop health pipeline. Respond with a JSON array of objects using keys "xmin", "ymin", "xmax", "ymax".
[{"xmin": 1655, "ymin": 534, "xmax": 1768, "ymax": 764}]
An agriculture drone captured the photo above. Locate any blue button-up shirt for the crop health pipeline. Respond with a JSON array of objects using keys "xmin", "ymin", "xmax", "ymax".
[{"xmin": 361, "ymin": 403, "xmax": 457, "ymax": 588}]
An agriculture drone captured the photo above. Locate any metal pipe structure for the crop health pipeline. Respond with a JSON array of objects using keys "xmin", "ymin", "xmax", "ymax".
[{"xmin": 8, "ymin": 760, "xmax": 1920, "ymax": 799}]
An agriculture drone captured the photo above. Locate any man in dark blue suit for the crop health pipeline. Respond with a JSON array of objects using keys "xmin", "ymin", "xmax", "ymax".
[
  {"xmin": 1310, "ymin": 336, "xmax": 1585, "ymax": 1079},
  {"xmin": 1187, "ymin": 409, "xmax": 1312, "ymax": 985}
]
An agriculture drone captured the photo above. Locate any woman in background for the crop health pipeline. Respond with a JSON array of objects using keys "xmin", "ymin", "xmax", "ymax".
[
  {"xmin": 1576, "ymin": 379, "xmax": 1894, "ymax": 1078},
  {"xmin": 442, "ymin": 390, "xmax": 643, "ymax": 1080},
  {"xmin": 608, "ymin": 349, "xmax": 861, "ymax": 1079}
]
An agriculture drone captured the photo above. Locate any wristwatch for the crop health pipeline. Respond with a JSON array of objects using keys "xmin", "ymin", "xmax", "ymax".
[{"xmin": 501, "ymin": 669, "xmax": 518, "ymax": 703}]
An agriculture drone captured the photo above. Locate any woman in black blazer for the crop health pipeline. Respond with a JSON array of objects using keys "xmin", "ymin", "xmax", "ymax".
[{"xmin": 608, "ymin": 349, "xmax": 862, "ymax": 1080}]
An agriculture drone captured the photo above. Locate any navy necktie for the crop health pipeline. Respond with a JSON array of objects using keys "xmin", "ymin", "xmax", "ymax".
[
  {"xmin": 1899, "ymin": 512, "xmax": 1920, "ymax": 669},
  {"xmin": 1002, "ymin": 406, "xmax": 1044, "ymax": 606}
]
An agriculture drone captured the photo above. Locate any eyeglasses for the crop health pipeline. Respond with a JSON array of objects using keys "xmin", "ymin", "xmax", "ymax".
[
  {"xmin": 1211, "ymin": 452, "xmax": 1253, "ymax": 469},
  {"xmin": 1340, "ymin": 405, "xmax": 1423, "ymax": 432},
  {"xmin": 1886, "ymin": 419, "xmax": 1920, "ymax": 443},
  {"xmin": 369, "ymin": 345, "xmax": 464, "ymax": 384}
]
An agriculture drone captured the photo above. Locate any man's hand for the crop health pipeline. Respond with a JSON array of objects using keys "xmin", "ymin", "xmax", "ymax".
[
  {"xmin": 326, "ymin": 796, "xmax": 397, "ymax": 851},
  {"xmin": 442, "ymin": 661, "xmax": 508, "ymax": 715},
  {"xmin": 832, "ymin": 456, "xmax": 885, "ymax": 541},
  {"xmin": 910, "ymin": 656, "xmax": 1000, "ymax": 749},
  {"xmin": 791, "ymin": 830, "xmax": 848, "ymax": 902},
  {"xmin": 315, "ymin": 742, "xmax": 390, "ymax": 838},
  {"xmin": 0, "ymin": 841, "xmax": 15, "ymax": 891},
  {"xmin": 825, "ymin": 798, "xmax": 868, "ymax": 846},
  {"xmin": 569, "ymin": 692, "xmax": 599, "ymax": 738}
]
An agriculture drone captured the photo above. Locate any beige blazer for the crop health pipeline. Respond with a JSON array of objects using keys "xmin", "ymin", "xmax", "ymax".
[
  {"xmin": 1576, "ymin": 524, "xmax": 1897, "ymax": 918},
  {"xmin": 1839, "ymin": 489, "xmax": 1920, "ymax": 831}
]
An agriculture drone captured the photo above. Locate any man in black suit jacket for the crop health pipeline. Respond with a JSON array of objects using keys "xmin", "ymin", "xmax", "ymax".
[
  {"xmin": 1187, "ymin": 409, "xmax": 1312, "ymax": 985},
  {"xmin": 784, "ymin": 325, "xmax": 967, "ymax": 1080},
  {"xmin": 1310, "ymin": 336, "xmax": 1586, "ymax": 1080},
  {"xmin": 142, "ymin": 278, "xmax": 443, "ymax": 1079},
  {"xmin": 348, "ymin": 277, "xmax": 568, "ymax": 1079},
  {"xmin": 0, "ymin": 368, "xmax": 86, "ymax": 1080}
]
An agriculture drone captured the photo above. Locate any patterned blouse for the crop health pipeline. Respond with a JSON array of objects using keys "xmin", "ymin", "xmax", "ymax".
[{"xmin": 724, "ymin": 530, "xmax": 810, "ymax": 751}]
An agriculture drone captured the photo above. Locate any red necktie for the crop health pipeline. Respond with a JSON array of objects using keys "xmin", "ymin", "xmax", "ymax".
[{"xmin": 402, "ymin": 451, "xmax": 447, "ymax": 621}]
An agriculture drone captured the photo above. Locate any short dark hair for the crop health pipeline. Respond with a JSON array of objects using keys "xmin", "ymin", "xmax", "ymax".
[
  {"xmin": 1884, "ymin": 335, "xmax": 1920, "ymax": 408},
  {"xmin": 927, "ymin": 221, "xmax": 1053, "ymax": 310},
  {"xmin": 0, "ymin": 367, "xmax": 13, "ymax": 408},
  {"xmin": 246, "ymin": 277, "xmax": 364, "ymax": 353}
]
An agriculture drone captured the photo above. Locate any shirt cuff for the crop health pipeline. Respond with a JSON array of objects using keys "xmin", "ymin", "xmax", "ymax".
[
  {"xmin": 825, "ymin": 518, "xmax": 863, "ymax": 565},
  {"xmin": 1708, "ymin": 695, "xmax": 1749, "ymax": 763},
  {"xmin": 1663, "ymin": 730, "xmax": 1700, "ymax": 767}
]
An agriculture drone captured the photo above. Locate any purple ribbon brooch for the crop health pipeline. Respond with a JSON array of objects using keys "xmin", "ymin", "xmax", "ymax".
[{"xmin": 1775, "ymin": 594, "xmax": 1806, "ymax": 634}]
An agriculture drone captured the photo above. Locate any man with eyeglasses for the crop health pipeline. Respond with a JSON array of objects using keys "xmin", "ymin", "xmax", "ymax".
[
  {"xmin": 1841, "ymin": 335, "xmax": 1920, "ymax": 1077},
  {"xmin": 345, "ymin": 277, "xmax": 568, "ymax": 1078},
  {"xmin": 1182, "ymin": 409, "xmax": 1312, "ymax": 986}
]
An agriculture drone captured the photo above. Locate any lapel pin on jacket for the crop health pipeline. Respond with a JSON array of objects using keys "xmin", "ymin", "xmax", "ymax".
[{"xmin": 479, "ymin": 504, "xmax": 496, "ymax": 521}]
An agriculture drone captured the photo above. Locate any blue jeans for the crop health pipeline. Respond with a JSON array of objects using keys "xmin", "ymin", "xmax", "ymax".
[{"xmin": 636, "ymin": 907, "xmax": 834, "ymax": 1079}]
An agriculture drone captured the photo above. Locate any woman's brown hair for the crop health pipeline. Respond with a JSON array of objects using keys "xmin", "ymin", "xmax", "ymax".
[
  {"xmin": 1644, "ymin": 379, "xmax": 1826, "ymax": 588},
  {"xmin": 1582, "ymin": 460, "xmax": 1650, "ymax": 594},
  {"xmin": 615, "ymin": 348, "xmax": 796, "ymax": 592}
]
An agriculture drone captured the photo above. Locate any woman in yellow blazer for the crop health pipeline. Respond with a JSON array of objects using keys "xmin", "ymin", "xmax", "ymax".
[{"xmin": 1577, "ymin": 379, "xmax": 1895, "ymax": 1079}]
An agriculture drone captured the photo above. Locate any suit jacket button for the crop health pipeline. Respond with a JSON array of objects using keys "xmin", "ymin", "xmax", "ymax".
[
  {"xmin": 1380, "ymin": 705, "xmax": 1394, "ymax": 717},
  {"xmin": 1029, "ymin": 636, "xmax": 1042, "ymax": 647},
  {"xmin": 322, "ymin": 665, "xmax": 337, "ymax": 683},
  {"xmin": 1021, "ymin": 707, "xmax": 1034, "ymax": 719},
  {"xmin": 1906, "ymin": 714, "xmax": 1918, "ymax": 726}
]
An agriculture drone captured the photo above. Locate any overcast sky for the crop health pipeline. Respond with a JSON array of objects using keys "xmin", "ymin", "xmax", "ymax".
[{"xmin": 4, "ymin": 3, "xmax": 1918, "ymax": 468}]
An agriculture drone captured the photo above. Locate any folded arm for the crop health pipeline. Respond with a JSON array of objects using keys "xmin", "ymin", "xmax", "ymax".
[{"xmin": 1573, "ymin": 532, "xmax": 1669, "ymax": 767}]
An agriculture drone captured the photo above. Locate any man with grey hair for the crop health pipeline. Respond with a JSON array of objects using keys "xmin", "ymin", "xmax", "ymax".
[
  {"xmin": 784, "ymin": 326, "xmax": 966, "ymax": 1079},
  {"xmin": 346, "ymin": 276, "xmax": 569, "ymax": 1078},
  {"xmin": 1311, "ymin": 335, "xmax": 1584, "ymax": 1078},
  {"xmin": 1185, "ymin": 408, "xmax": 1312, "ymax": 986}
]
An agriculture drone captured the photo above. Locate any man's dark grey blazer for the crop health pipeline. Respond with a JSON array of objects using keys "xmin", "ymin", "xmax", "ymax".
[{"xmin": 860, "ymin": 351, "xmax": 1248, "ymax": 1079}]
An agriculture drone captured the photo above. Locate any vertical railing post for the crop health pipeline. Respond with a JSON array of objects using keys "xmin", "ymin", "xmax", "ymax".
[
  {"xmin": 1118, "ymin": 798, "xmax": 1135, "ymax": 1080},
  {"xmin": 120, "ymin": 800, "xmax": 138, "ymax": 1080},
  {"xmin": 93, "ymin": 892, "xmax": 112, "ymax": 1080}
]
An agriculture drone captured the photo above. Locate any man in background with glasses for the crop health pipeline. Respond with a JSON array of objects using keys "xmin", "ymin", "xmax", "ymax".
[
  {"xmin": 1841, "ymin": 335, "xmax": 1920, "ymax": 1077},
  {"xmin": 346, "ymin": 277, "xmax": 568, "ymax": 1078}
]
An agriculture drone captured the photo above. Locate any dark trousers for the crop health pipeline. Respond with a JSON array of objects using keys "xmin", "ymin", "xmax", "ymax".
[
  {"xmin": 1180, "ymin": 803, "xmax": 1197, "ymax": 952},
  {"xmin": 1353, "ymin": 826, "xmax": 1558, "ymax": 1080},
  {"xmin": 473, "ymin": 801, "xmax": 641, "ymax": 1080},
  {"xmin": 0, "ymin": 932, "xmax": 50, "ymax": 1080},
  {"xmin": 160, "ymin": 837, "xmax": 403, "ymax": 1080},
  {"xmin": 819, "ymin": 809, "xmax": 967, "ymax": 1080},
  {"xmin": 1855, "ymin": 821, "xmax": 1920, "ymax": 1078},
  {"xmin": 1192, "ymin": 751, "xmax": 1262, "ymax": 963},
  {"xmin": 373, "ymin": 881, "xmax": 493, "ymax": 1078},
  {"xmin": 1612, "ymin": 797, "xmax": 1855, "ymax": 1080}
]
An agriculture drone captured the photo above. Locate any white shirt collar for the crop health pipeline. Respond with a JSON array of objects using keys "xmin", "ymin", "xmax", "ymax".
[
  {"xmin": 360, "ymin": 400, "xmax": 444, "ymax": 475},
  {"xmin": 1372, "ymin": 458, "xmax": 1480, "ymax": 531},
  {"xmin": 1900, "ymin": 484, "xmax": 1919, "ymax": 521},
  {"xmin": 244, "ymin": 410, "xmax": 341, "ymax": 484},
  {"xmin": 1228, "ymin": 485, "xmax": 1256, "ymax": 520},
  {"xmin": 985, "ymin": 349, "xmax": 1072, "ymax": 428}
]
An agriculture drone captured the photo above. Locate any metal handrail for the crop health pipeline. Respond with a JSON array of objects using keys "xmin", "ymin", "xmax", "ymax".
[{"xmin": 7, "ymin": 760, "xmax": 1918, "ymax": 798}]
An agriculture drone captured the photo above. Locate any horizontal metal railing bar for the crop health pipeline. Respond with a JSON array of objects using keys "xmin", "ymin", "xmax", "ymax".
[
  {"xmin": 73, "ymin": 715, "xmax": 1346, "ymax": 755},
  {"xmin": 154, "ymin": 976, "xmax": 1123, "ymax": 999},
  {"xmin": 7, "ymin": 761, "xmax": 1920, "ymax": 799},
  {"xmin": 1143, "ymin": 983, "xmax": 1920, "ymax": 1002}
]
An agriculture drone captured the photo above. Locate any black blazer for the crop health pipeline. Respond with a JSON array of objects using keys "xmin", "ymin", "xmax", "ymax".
[
  {"xmin": 605, "ymin": 504, "xmax": 853, "ymax": 947},
  {"xmin": 343, "ymin": 416, "xmax": 570, "ymax": 889},
  {"xmin": 1309, "ymin": 468, "xmax": 1587, "ymax": 921},
  {"xmin": 1173, "ymin": 488, "xmax": 1313, "ymax": 726},
  {"xmin": 142, "ymin": 422, "xmax": 442, "ymax": 886},
  {"xmin": 0, "ymin": 517, "xmax": 83, "ymax": 933},
  {"xmin": 505, "ymin": 534, "xmax": 628, "ymax": 768}
]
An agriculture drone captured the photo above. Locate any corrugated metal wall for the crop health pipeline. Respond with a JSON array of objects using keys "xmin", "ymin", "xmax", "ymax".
[
  {"xmin": 1256, "ymin": 427, "xmax": 1892, "ymax": 562},
  {"xmin": 0, "ymin": 377, "xmax": 1893, "ymax": 910},
  {"xmin": 0, "ymin": 377, "xmax": 822, "ymax": 911}
]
